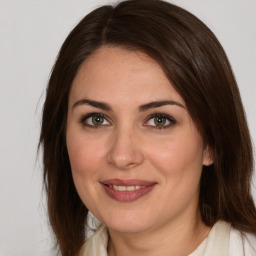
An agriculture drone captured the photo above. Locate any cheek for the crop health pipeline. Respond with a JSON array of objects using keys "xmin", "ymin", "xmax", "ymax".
[
  {"xmin": 66, "ymin": 130, "xmax": 104, "ymax": 175},
  {"xmin": 146, "ymin": 130, "xmax": 204, "ymax": 188},
  {"xmin": 148, "ymin": 134, "xmax": 204, "ymax": 213},
  {"xmin": 151, "ymin": 139, "xmax": 203, "ymax": 171},
  {"xmin": 66, "ymin": 130, "xmax": 106, "ymax": 208}
]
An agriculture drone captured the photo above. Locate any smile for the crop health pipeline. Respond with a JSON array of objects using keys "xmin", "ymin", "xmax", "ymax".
[
  {"xmin": 100, "ymin": 179, "xmax": 156, "ymax": 202},
  {"xmin": 108, "ymin": 185, "xmax": 147, "ymax": 191}
]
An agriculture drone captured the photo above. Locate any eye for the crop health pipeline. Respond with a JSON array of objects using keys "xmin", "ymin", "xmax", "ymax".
[
  {"xmin": 80, "ymin": 113, "xmax": 111, "ymax": 127},
  {"xmin": 145, "ymin": 114, "xmax": 176, "ymax": 129}
]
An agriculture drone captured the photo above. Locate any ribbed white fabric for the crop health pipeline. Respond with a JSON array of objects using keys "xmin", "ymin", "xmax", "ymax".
[{"xmin": 79, "ymin": 221, "xmax": 256, "ymax": 256}]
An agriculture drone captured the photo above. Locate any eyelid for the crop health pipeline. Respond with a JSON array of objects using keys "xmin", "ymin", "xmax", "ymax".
[
  {"xmin": 79, "ymin": 112, "xmax": 176, "ymax": 129},
  {"xmin": 79, "ymin": 112, "xmax": 111, "ymax": 127},
  {"xmin": 144, "ymin": 113, "xmax": 176, "ymax": 129}
]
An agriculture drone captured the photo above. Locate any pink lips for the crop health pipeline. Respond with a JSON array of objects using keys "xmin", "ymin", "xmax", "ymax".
[{"xmin": 100, "ymin": 179, "xmax": 157, "ymax": 202}]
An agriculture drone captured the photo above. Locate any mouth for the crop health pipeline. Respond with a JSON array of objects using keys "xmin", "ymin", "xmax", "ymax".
[
  {"xmin": 105, "ymin": 184, "xmax": 147, "ymax": 191},
  {"xmin": 100, "ymin": 179, "xmax": 157, "ymax": 202}
]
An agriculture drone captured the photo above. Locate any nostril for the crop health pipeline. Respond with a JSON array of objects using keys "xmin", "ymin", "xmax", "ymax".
[{"xmin": 106, "ymin": 134, "xmax": 144, "ymax": 169}]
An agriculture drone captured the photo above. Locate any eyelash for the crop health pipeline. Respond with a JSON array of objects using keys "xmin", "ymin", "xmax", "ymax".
[
  {"xmin": 79, "ymin": 112, "xmax": 176, "ymax": 129},
  {"xmin": 79, "ymin": 112, "xmax": 110, "ymax": 128},
  {"xmin": 144, "ymin": 113, "xmax": 176, "ymax": 129}
]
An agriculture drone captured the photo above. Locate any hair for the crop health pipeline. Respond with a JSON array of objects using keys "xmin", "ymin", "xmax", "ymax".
[{"xmin": 39, "ymin": 0, "xmax": 256, "ymax": 255}]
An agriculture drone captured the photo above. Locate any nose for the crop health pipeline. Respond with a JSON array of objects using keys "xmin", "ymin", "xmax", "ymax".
[{"xmin": 106, "ymin": 128, "xmax": 144, "ymax": 170}]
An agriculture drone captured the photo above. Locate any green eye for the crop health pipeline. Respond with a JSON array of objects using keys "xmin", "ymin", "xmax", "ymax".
[
  {"xmin": 92, "ymin": 116, "xmax": 104, "ymax": 125},
  {"xmin": 154, "ymin": 117, "xmax": 167, "ymax": 127},
  {"xmin": 81, "ymin": 113, "xmax": 110, "ymax": 127},
  {"xmin": 145, "ymin": 114, "xmax": 176, "ymax": 129}
]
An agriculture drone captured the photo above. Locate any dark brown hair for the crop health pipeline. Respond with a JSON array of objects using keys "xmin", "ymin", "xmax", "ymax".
[{"xmin": 39, "ymin": 0, "xmax": 256, "ymax": 255}]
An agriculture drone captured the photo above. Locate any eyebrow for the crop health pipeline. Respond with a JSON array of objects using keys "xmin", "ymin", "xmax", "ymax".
[
  {"xmin": 139, "ymin": 100, "xmax": 185, "ymax": 111},
  {"xmin": 72, "ymin": 99, "xmax": 112, "ymax": 111},
  {"xmin": 72, "ymin": 99, "xmax": 185, "ymax": 111}
]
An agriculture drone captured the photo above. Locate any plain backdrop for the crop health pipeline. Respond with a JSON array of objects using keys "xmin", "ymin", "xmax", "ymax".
[{"xmin": 0, "ymin": 0, "xmax": 255, "ymax": 255}]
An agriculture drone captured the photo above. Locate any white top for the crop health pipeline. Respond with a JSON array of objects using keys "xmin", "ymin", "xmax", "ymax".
[{"xmin": 79, "ymin": 221, "xmax": 256, "ymax": 256}]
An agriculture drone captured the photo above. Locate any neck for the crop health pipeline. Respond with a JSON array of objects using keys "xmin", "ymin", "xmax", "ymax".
[{"xmin": 107, "ymin": 212, "xmax": 210, "ymax": 256}]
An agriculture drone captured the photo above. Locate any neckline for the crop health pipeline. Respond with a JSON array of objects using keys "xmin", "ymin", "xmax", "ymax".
[{"xmin": 80, "ymin": 220, "xmax": 231, "ymax": 256}]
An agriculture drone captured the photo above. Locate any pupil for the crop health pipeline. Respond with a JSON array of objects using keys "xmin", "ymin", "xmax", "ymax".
[
  {"xmin": 154, "ymin": 117, "xmax": 166, "ymax": 126},
  {"xmin": 92, "ymin": 116, "xmax": 103, "ymax": 125}
]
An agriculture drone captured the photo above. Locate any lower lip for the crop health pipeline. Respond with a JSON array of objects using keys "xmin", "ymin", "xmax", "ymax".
[{"xmin": 101, "ymin": 184, "xmax": 156, "ymax": 202}]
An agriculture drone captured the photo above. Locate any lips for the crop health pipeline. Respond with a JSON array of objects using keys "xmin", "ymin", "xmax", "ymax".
[
  {"xmin": 109, "ymin": 185, "xmax": 147, "ymax": 191},
  {"xmin": 100, "ymin": 179, "xmax": 157, "ymax": 202}
]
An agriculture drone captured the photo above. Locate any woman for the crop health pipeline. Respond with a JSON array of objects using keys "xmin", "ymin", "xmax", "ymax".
[{"xmin": 39, "ymin": 0, "xmax": 256, "ymax": 255}]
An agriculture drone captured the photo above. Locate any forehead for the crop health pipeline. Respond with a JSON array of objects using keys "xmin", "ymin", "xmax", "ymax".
[{"xmin": 69, "ymin": 46, "xmax": 185, "ymax": 107}]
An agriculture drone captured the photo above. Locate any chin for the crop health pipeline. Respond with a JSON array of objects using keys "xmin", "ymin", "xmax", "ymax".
[
  {"xmin": 107, "ymin": 222, "xmax": 151, "ymax": 234},
  {"xmin": 100, "ymin": 210, "xmax": 155, "ymax": 234}
]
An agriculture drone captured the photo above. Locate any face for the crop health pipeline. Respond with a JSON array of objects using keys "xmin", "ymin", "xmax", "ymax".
[{"xmin": 66, "ymin": 46, "xmax": 211, "ymax": 234}]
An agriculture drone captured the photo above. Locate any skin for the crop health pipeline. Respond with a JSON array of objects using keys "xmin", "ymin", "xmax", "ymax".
[{"xmin": 66, "ymin": 46, "xmax": 212, "ymax": 256}]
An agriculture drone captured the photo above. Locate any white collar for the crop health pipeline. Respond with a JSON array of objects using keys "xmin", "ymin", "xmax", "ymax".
[{"xmin": 79, "ymin": 220, "xmax": 231, "ymax": 256}]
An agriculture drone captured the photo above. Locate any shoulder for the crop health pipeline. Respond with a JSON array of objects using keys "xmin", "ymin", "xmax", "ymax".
[{"xmin": 229, "ymin": 226, "xmax": 256, "ymax": 256}]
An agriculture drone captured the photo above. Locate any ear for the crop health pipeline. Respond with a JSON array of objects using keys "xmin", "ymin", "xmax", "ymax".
[{"xmin": 202, "ymin": 145, "xmax": 213, "ymax": 166}]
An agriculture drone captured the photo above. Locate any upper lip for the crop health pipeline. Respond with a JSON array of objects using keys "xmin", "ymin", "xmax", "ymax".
[{"xmin": 100, "ymin": 179, "xmax": 157, "ymax": 186}]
